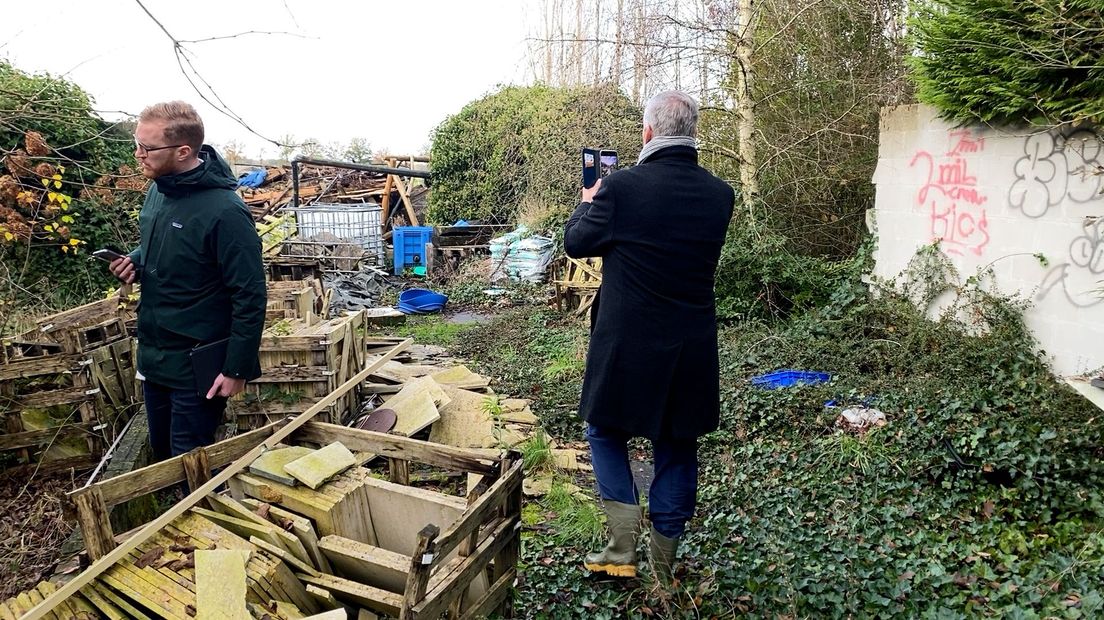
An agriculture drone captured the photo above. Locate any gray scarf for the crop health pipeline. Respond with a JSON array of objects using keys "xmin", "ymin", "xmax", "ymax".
[{"xmin": 638, "ymin": 135, "xmax": 698, "ymax": 164}]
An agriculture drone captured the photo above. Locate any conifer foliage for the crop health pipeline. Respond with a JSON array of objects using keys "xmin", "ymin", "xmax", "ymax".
[{"xmin": 909, "ymin": 0, "xmax": 1104, "ymax": 125}]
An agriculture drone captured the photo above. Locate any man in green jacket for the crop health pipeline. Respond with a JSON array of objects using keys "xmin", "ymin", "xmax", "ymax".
[{"xmin": 110, "ymin": 101, "xmax": 266, "ymax": 460}]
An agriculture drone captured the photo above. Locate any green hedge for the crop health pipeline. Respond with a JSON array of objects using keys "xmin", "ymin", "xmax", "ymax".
[
  {"xmin": 428, "ymin": 84, "xmax": 641, "ymax": 230},
  {"xmin": 909, "ymin": 0, "xmax": 1104, "ymax": 125}
]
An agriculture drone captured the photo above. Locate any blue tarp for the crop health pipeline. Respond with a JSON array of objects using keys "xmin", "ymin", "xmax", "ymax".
[{"xmin": 236, "ymin": 168, "xmax": 267, "ymax": 188}]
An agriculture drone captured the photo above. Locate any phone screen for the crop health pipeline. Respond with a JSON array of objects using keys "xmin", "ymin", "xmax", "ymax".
[{"xmin": 599, "ymin": 151, "xmax": 618, "ymax": 178}]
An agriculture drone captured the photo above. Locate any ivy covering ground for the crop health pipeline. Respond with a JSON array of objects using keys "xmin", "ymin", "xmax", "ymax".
[{"xmin": 424, "ymin": 265, "xmax": 1103, "ymax": 618}]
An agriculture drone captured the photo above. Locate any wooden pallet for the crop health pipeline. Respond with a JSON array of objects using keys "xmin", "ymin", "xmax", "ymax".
[
  {"xmin": 552, "ymin": 256, "xmax": 602, "ymax": 316},
  {"xmin": 235, "ymin": 311, "xmax": 368, "ymax": 430},
  {"xmin": 1, "ymin": 290, "xmax": 138, "ymax": 469},
  {"xmin": 33, "ymin": 338, "xmax": 521, "ymax": 619}
]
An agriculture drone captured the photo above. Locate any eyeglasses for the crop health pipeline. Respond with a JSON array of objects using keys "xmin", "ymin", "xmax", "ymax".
[{"xmin": 134, "ymin": 139, "xmax": 186, "ymax": 155}]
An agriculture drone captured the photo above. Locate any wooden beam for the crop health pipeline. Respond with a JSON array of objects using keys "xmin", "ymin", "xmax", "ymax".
[
  {"xmin": 0, "ymin": 423, "xmax": 96, "ymax": 451},
  {"xmin": 392, "ymin": 174, "xmax": 419, "ymax": 227},
  {"xmin": 412, "ymin": 518, "xmax": 518, "ymax": 619},
  {"xmin": 431, "ymin": 460, "xmax": 521, "ymax": 568},
  {"xmin": 458, "ymin": 568, "xmax": 516, "ymax": 620},
  {"xmin": 22, "ymin": 338, "xmax": 412, "ymax": 620},
  {"xmin": 292, "ymin": 422, "xmax": 499, "ymax": 477},
  {"xmin": 72, "ymin": 486, "xmax": 116, "ymax": 561},
  {"xmin": 84, "ymin": 421, "xmax": 286, "ymax": 508},
  {"xmin": 182, "ymin": 447, "xmax": 212, "ymax": 495},
  {"xmin": 399, "ymin": 525, "xmax": 438, "ymax": 620}
]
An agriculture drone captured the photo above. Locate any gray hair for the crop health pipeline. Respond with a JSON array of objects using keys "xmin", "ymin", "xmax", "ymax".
[{"xmin": 643, "ymin": 91, "xmax": 699, "ymax": 137}]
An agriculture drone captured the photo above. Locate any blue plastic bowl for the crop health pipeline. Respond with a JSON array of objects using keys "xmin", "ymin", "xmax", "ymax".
[
  {"xmin": 397, "ymin": 288, "xmax": 448, "ymax": 314},
  {"xmin": 750, "ymin": 369, "xmax": 832, "ymax": 390}
]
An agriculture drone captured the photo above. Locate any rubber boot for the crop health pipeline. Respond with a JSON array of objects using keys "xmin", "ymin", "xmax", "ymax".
[
  {"xmin": 649, "ymin": 526, "xmax": 679, "ymax": 585},
  {"xmin": 584, "ymin": 500, "xmax": 642, "ymax": 577}
]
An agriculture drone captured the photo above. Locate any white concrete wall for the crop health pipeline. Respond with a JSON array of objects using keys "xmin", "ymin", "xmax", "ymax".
[{"xmin": 872, "ymin": 104, "xmax": 1104, "ymax": 376}]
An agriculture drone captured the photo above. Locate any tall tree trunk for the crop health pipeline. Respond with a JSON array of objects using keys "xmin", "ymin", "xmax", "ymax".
[
  {"xmin": 594, "ymin": 0, "xmax": 602, "ymax": 83},
  {"xmin": 614, "ymin": 0, "xmax": 625, "ymax": 83},
  {"xmin": 544, "ymin": 0, "xmax": 554, "ymax": 83},
  {"xmin": 735, "ymin": 0, "xmax": 759, "ymax": 217},
  {"xmin": 575, "ymin": 0, "xmax": 584, "ymax": 84},
  {"xmin": 632, "ymin": 0, "xmax": 646, "ymax": 101}
]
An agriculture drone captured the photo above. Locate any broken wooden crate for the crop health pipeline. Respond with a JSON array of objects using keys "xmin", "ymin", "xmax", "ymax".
[
  {"xmin": 64, "ymin": 419, "xmax": 523, "ymax": 619},
  {"xmin": 265, "ymin": 278, "xmax": 323, "ymax": 328},
  {"xmin": 1, "ymin": 297, "xmax": 141, "ymax": 473},
  {"xmin": 552, "ymin": 255, "xmax": 602, "ymax": 316},
  {"xmin": 234, "ymin": 310, "xmax": 368, "ymax": 429}
]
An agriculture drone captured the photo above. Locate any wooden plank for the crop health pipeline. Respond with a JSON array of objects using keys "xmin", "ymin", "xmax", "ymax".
[
  {"xmin": 252, "ymin": 366, "xmax": 333, "ymax": 383},
  {"xmin": 22, "ymin": 338, "xmax": 411, "ymax": 620},
  {"xmin": 392, "ymin": 174, "xmax": 419, "ymax": 227},
  {"xmin": 76, "ymin": 582, "xmax": 128, "ymax": 617},
  {"xmin": 304, "ymin": 584, "xmax": 344, "ymax": 612},
  {"xmin": 0, "ymin": 354, "xmax": 85, "ymax": 381},
  {"xmin": 88, "ymin": 421, "xmax": 286, "ymax": 508},
  {"xmin": 0, "ymin": 423, "xmax": 96, "ymax": 451},
  {"xmin": 182, "ymin": 447, "xmax": 212, "ymax": 496},
  {"xmin": 240, "ymin": 499, "xmax": 332, "ymax": 573},
  {"xmin": 72, "ymin": 485, "xmax": 116, "ymax": 561},
  {"xmin": 207, "ymin": 492, "xmax": 312, "ymax": 566},
  {"xmin": 195, "ymin": 549, "xmax": 251, "ymax": 620},
  {"xmin": 86, "ymin": 581, "xmax": 152, "ymax": 620},
  {"xmin": 493, "ymin": 456, "xmax": 522, "ymax": 619},
  {"xmin": 191, "ymin": 506, "xmax": 293, "ymax": 558},
  {"xmin": 10, "ymin": 385, "xmax": 97, "ymax": 409},
  {"xmin": 299, "ymin": 574, "xmax": 403, "ymax": 617},
  {"xmin": 388, "ymin": 458, "xmax": 410, "ymax": 486},
  {"xmin": 250, "ymin": 535, "xmax": 320, "ymax": 577},
  {"xmin": 399, "ymin": 525, "xmax": 437, "ymax": 620},
  {"xmin": 412, "ymin": 518, "xmax": 518, "ymax": 619},
  {"xmin": 458, "ymin": 568, "xmax": 515, "ymax": 620},
  {"xmin": 229, "ymin": 473, "xmax": 340, "ymax": 541},
  {"xmin": 319, "ymin": 535, "xmax": 409, "ymax": 593},
  {"xmin": 432, "ymin": 460, "xmax": 522, "ymax": 567},
  {"xmin": 291, "ymin": 422, "xmax": 499, "ymax": 476}
]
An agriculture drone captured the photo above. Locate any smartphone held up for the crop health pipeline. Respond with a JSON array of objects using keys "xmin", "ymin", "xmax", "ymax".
[{"xmin": 582, "ymin": 148, "xmax": 618, "ymax": 189}]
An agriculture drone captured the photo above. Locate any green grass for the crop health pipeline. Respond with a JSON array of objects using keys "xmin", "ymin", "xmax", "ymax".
[
  {"xmin": 396, "ymin": 316, "xmax": 468, "ymax": 346},
  {"xmin": 518, "ymin": 430, "xmax": 554, "ymax": 472},
  {"xmin": 543, "ymin": 479, "xmax": 605, "ymax": 548}
]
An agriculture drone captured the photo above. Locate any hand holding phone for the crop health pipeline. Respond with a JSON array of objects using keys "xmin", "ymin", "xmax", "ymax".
[
  {"xmin": 582, "ymin": 148, "xmax": 618, "ymax": 189},
  {"xmin": 92, "ymin": 248, "xmax": 126, "ymax": 263}
]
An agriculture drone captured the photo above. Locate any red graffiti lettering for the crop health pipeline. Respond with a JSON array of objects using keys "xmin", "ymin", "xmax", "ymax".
[{"xmin": 910, "ymin": 130, "xmax": 990, "ymax": 256}]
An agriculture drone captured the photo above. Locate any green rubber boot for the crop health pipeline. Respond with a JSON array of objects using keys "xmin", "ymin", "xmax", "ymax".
[
  {"xmin": 583, "ymin": 500, "xmax": 642, "ymax": 577},
  {"xmin": 649, "ymin": 526, "xmax": 680, "ymax": 585}
]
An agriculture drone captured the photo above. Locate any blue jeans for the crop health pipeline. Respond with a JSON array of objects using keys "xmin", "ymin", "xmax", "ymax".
[
  {"xmin": 586, "ymin": 423, "xmax": 699, "ymax": 538},
  {"xmin": 144, "ymin": 382, "xmax": 227, "ymax": 460}
]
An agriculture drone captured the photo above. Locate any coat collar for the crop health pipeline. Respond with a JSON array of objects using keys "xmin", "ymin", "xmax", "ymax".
[{"xmin": 641, "ymin": 144, "xmax": 699, "ymax": 165}]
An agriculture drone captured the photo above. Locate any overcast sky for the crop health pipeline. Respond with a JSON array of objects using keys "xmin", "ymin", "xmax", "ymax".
[{"xmin": 0, "ymin": 0, "xmax": 533, "ymax": 159}]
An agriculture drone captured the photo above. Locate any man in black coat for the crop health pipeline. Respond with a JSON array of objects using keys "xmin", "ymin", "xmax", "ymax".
[{"xmin": 564, "ymin": 90, "xmax": 734, "ymax": 583}]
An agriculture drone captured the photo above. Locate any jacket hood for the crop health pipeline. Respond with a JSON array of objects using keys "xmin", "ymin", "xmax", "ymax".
[{"xmin": 153, "ymin": 145, "xmax": 237, "ymax": 197}]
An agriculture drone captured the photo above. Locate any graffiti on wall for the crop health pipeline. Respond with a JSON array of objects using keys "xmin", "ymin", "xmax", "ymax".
[
  {"xmin": 910, "ymin": 130, "xmax": 990, "ymax": 256},
  {"xmin": 1038, "ymin": 216, "xmax": 1104, "ymax": 307},
  {"xmin": 1009, "ymin": 130, "xmax": 1103, "ymax": 218},
  {"xmin": 1003, "ymin": 128, "xmax": 1104, "ymax": 307}
]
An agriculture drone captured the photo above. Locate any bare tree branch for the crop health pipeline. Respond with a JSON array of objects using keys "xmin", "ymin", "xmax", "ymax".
[{"xmin": 132, "ymin": 0, "xmax": 290, "ymax": 148}]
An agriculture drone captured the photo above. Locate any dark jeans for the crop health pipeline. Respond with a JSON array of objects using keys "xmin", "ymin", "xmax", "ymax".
[
  {"xmin": 144, "ymin": 381, "xmax": 227, "ymax": 461},
  {"xmin": 586, "ymin": 423, "xmax": 699, "ymax": 538}
]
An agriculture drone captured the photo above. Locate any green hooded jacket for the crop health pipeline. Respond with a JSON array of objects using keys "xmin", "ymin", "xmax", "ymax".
[{"xmin": 128, "ymin": 145, "xmax": 266, "ymax": 390}]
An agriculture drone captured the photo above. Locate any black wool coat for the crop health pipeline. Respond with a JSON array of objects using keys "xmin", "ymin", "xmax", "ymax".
[{"xmin": 564, "ymin": 145, "xmax": 734, "ymax": 440}]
